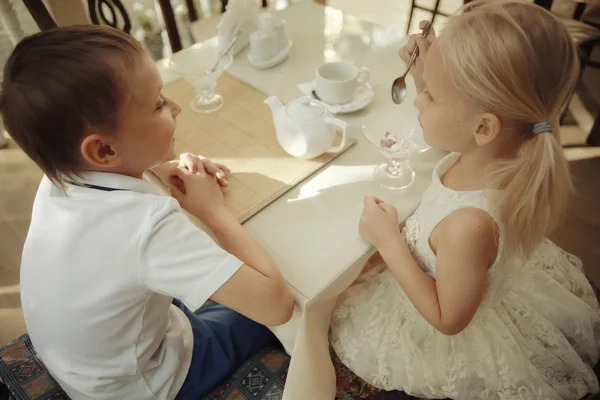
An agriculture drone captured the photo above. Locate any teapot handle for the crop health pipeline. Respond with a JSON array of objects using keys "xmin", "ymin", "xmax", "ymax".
[{"xmin": 324, "ymin": 116, "xmax": 348, "ymax": 153}]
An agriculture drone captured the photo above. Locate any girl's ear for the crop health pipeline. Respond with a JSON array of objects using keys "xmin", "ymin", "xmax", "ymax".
[{"xmin": 473, "ymin": 113, "xmax": 502, "ymax": 146}]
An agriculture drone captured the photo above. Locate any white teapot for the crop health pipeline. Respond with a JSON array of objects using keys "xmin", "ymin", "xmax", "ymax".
[{"xmin": 264, "ymin": 96, "xmax": 348, "ymax": 159}]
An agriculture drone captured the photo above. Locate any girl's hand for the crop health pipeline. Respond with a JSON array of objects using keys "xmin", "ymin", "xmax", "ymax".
[
  {"xmin": 178, "ymin": 153, "xmax": 230, "ymax": 188},
  {"xmin": 359, "ymin": 196, "xmax": 403, "ymax": 250},
  {"xmin": 399, "ymin": 20, "xmax": 436, "ymax": 93}
]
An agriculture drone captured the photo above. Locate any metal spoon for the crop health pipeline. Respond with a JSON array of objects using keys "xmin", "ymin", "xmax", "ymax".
[
  {"xmin": 209, "ymin": 30, "xmax": 241, "ymax": 73},
  {"xmin": 391, "ymin": 22, "xmax": 432, "ymax": 105}
]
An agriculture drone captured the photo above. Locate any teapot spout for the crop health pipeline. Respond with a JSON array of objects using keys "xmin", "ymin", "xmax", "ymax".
[{"xmin": 264, "ymin": 96, "xmax": 284, "ymax": 116}]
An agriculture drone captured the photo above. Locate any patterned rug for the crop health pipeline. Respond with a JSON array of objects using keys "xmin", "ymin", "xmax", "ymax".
[
  {"xmin": 0, "ymin": 334, "xmax": 67, "ymax": 400},
  {"xmin": 330, "ymin": 346, "xmax": 418, "ymax": 400},
  {"xmin": 1, "ymin": 279, "xmax": 599, "ymax": 400},
  {"xmin": 201, "ymin": 345, "xmax": 289, "ymax": 400},
  {"xmin": 0, "ymin": 334, "xmax": 413, "ymax": 400}
]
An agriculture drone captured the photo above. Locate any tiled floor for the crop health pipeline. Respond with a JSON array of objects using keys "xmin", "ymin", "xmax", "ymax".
[{"xmin": 1, "ymin": 0, "xmax": 599, "ymax": 346}]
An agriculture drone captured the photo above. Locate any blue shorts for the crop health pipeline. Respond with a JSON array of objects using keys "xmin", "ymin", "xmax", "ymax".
[{"xmin": 174, "ymin": 300, "xmax": 276, "ymax": 400}]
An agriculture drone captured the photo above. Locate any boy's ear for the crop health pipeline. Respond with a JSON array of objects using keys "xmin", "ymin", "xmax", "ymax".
[
  {"xmin": 80, "ymin": 134, "xmax": 121, "ymax": 168},
  {"xmin": 472, "ymin": 112, "xmax": 502, "ymax": 146}
]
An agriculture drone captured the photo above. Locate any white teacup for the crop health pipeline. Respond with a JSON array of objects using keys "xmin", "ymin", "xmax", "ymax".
[{"xmin": 315, "ymin": 61, "xmax": 370, "ymax": 105}]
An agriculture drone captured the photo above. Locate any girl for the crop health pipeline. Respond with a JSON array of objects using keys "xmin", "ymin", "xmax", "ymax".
[{"xmin": 330, "ymin": 1, "xmax": 600, "ymax": 399}]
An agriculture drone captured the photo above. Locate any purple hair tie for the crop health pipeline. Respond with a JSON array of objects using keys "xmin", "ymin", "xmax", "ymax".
[{"xmin": 533, "ymin": 122, "xmax": 553, "ymax": 135}]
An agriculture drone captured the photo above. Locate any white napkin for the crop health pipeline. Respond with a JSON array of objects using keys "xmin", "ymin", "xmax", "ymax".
[
  {"xmin": 216, "ymin": 0, "xmax": 258, "ymax": 55},
  {"xmin": 297, "ymin": 81, "xmax": 375, "ymax": 114}
]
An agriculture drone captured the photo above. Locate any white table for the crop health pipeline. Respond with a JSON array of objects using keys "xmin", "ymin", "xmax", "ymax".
[{"xmin": 159, "ymin": 3, "xmax": 445, "ymax": 398}]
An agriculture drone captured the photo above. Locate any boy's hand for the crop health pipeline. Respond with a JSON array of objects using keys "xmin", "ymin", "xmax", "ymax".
[
  {"xmin": 399, "ymin": 20, "xmax": 436, "ymax": 93},
  {"xmin": 168, "ymin": 166, "xmax": 228, "ymax": 226},
  {"xmin": 178, "ymin": 153, "xmax": 230, "ymax": 188},
  {"xmin": 151, "ymin": 153, "xmax": 230, "ymax": 188},
  {"xmin": 359, "ymin": 196, "xmax": 404, "ymax": 252}
]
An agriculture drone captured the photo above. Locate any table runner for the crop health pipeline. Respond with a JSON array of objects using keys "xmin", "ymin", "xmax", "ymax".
[{"xmin": 160, "ymin": 74, "xmax": 356, "ymax": 223}]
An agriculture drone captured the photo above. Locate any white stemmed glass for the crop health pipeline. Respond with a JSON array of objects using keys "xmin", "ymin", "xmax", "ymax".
[
  {"xmin": 362, "ymin": 108, "xmax": 430, "ymax": 190},
  {"xmin": 169, "ymin": 41, "xmax": 233, "ymax": 114}
]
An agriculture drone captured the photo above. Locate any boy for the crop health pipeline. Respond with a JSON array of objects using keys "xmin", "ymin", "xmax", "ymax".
[{"xmin": 0, "ymin": 25, "xmax": 294, "ymax": 399}]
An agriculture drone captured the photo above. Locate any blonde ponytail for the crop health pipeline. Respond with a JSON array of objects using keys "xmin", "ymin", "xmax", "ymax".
[
  {"xmin": 487, "ymin": 128, "xmax": 572, "ymax": 258},
  {"xmin": 438, "ymin": 0, "xmax": 579, "ymax": 259}
]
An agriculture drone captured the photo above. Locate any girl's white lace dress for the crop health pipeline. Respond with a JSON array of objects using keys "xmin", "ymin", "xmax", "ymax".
[{"xmin": 330, "ymin": 153, "xmax": 600, "ymax": 400}]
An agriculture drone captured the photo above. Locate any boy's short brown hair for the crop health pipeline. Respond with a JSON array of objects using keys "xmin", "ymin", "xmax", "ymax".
[{"xmin": 0, "ymin": 25, "xmax": 145, "ymax": 185}]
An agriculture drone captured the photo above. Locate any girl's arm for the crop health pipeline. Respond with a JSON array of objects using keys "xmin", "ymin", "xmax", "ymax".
[
  {"xmin": 398, "ymin": 20, "xmax": 437, "ymax": 94},
  {"xmin": 378, "ymin": 208, "xmax": 497, "ymax": 335}
]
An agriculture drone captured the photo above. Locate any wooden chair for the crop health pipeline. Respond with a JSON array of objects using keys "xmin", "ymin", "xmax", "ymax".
[
  {"xmin": 221, "ymin": 0, "xmax": 268, "ymax": 13},
  {"xmin": 535, "ymin": 0, "xmax": 600, "ymax": 146},
  {"xmin": 535, "ymin": 0, "xmax": 600, "ymax": 67},
  {"xmin": 22, "ymin": 0, "xmax": 195, "ymax": 53},
  {"xmin": 406, "ymin": 0, "xmax": 452, "ymax": 34},
  {"xmin": 23, "ymin": 0, "xmax": 270, "ymax": 53}
]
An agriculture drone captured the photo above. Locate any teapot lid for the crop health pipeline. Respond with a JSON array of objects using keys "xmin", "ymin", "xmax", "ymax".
[{"xmin": 285, "ymin": 96, "xmax": 325, "ymax": 121}]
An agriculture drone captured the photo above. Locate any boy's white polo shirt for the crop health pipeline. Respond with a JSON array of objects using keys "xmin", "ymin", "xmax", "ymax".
[{"xmin": 20, "ymin": 172, "xmax": 244, "ymax": 400}]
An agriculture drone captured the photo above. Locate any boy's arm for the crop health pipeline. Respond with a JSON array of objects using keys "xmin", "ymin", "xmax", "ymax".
[
  {"xmin": 205, "ymin": 209, "xmax": 283, "ymax": 282},
  {"xmin": 149, "ymin": 146, "xmax": 178, "ymax": 183},
  {"xmin": 149, "ymin": 160, "xmax": 177, "ymax": 184},
  {"xmin": 204, "ymin": 209, "xmax": 294, "ymax": 326},
  {"xmin": 141, "ymin": 206, "xmax": 294, "ymax": 327},
  {"xmin": 378, "ymin": 208, "xmax": 496, "ymax": 335},
  {"xmin": 154, "ymin": 166, "xmax": 294, "ymax": 327}
]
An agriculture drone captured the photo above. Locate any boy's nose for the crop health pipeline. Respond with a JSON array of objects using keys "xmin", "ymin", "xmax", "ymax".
[{"xmin": 171, "ymin": 101, "xmax": 182, "ymax": 118}]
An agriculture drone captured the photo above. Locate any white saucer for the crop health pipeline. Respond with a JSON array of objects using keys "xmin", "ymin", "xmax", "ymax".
[
  {"xmin": 248, "ymin": 40, "xmax": 292, "ymax": 69},
  {"xmin": 297, "ymin": 80, "xmax": 374, "ymax": 114}
]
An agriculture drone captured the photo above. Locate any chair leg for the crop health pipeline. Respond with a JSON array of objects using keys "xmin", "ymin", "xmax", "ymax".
[
  {"xmin": 22, "ymin": 0, "xmax": 57, "ymax": 30},
  {"xmin": 156, "ymin": 0, "xmax": 182, "ymax": 53},
  {"xmin": 185, "ymin": 0, "xmax": 198, "ymax": 22},
  {"xmin": 262, "ymin": 0, "xmax": 267, "ymax": 7},
  {"xmin": 533, "ymin": 0, "xmax": 553, "ymax": 9},
  {"xmin": 573, "ymin": 2, "xmax": 586, "ymax": 20},
  {"xmin": 0, "ymin": 380, "xmax": 9, "ymax": 400},
  {"xmin": 430, "ymin": 0, "xmax": 442, "ymax": 26},
  {"xmin": 407, "ymin": 0, "xmax": 416, "ymax": 34},
  {"xmin": 587, "ymin": 111, "xmax": 600, "ymax": 146}
]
